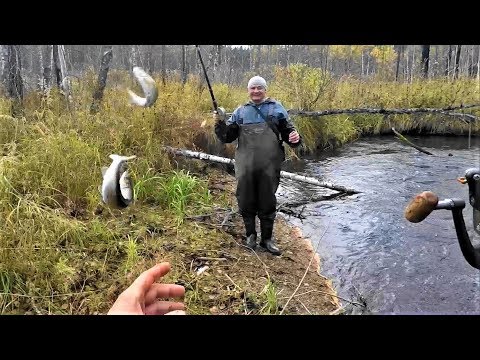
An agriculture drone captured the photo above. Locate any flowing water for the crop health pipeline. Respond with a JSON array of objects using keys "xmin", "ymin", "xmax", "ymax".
[{"xmin": 280, "ymin": 135, "xmax": 480, "ymax": 314}]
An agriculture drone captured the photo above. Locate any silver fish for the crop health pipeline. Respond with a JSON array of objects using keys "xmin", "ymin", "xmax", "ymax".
[
  {"xmin": 101, "ymin": 154, "xmax": 136, "ymax": 209},
  {"xmin": 127, "ymin": 67, "xmax": 158, "ymax": 107}
]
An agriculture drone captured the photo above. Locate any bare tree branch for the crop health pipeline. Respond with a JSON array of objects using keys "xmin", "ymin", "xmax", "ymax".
[{"xmin": 392, "ymin": 127, "xmax": 434, "ymax": 155}]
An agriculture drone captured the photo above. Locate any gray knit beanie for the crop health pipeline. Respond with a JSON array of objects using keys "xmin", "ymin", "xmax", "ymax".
[{"xmin": 247, "ymin": 76, "xmax": 267, "ymax": 90}]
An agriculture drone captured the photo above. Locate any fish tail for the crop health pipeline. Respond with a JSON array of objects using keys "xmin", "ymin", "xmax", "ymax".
[
  {"xmin": 109, "ymin": 154, "xmax": 137, "ymax": 161},
  {"xmin": 127, "ymin": 89, "xmax": 147, "ymax": 107}
]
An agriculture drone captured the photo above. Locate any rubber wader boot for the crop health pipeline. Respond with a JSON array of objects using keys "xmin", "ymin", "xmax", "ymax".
[
  {"xmin": 260, "ymin": 219, "xmax": 281, "ymax": 256},
  {"xmin": 243, "ymin": 216, "xmax": 257, "ymax": 249}
]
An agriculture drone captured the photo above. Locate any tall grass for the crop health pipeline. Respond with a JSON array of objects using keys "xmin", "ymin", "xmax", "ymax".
[
  {"xmin": 259, "ymin": 279, "xmax": 280, "ymax": 315},
  {"xmin": 0, "ymin": 72, "xmax": 223, "ymax": 313},
  {"xmin": 135, "ymin": 169, "xmax": 212, "ymax": 226}
]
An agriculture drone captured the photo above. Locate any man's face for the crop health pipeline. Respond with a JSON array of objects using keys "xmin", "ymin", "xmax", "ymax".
[{"xmin": 248, "ymin": 85, "xmax": 266, "ymax": 103}]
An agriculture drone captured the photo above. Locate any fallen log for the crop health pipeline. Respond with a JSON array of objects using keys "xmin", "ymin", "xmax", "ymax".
[
  {"xmin": 164, "ymin": 146, "xmax": 360, "ymax": 195},
  {"xmin": 286, "ymin": 104, "xmax": 480, "ymax": 122},
  {"xmin": 222, "ymin": 104, "xmax": 480, "ymax": 123}
]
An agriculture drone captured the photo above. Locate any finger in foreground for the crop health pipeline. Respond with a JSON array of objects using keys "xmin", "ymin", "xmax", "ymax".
[
  {"xmin": 144, "ymin": 301, "xmax": 186, "ymax": 315},
  {"xmin": 145, "ymin": 283, "xmax": 185, "ymax": 304},
  {"xmin": 165, "ymin": 310, "xmax": 186, "ymax": 315},
  {"xmin": 131, "ymin": 262, "xmax": 171, "ymax": 295}
]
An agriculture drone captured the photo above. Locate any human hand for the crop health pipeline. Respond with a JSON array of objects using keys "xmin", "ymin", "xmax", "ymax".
[
  {"xmin": 213, "ymin": 107, "xmax": 226, "ymax": 122},
  {"xmin": 107, "ymin": 262, "xmax": 186, "ymax": 315},
  {"xmin": 289, "ymin": 131, "xmax": 300, "ymax": 144}
]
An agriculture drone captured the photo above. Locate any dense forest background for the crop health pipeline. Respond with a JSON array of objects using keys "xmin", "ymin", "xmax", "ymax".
[{"xmin": 1, "ymin": 45, "xmax": 479, "ymax": 93}]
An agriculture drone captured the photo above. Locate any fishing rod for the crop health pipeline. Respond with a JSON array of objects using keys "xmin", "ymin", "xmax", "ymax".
[
  {"xmin": 195, "ymin": 45, "xmax": 225, "ymax": 118},
  {"xmin": 404, "ymin": 167, "xmax": 480, "ymax": 269}
]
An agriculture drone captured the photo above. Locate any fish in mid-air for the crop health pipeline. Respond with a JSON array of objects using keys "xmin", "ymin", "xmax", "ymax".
[
  {"xmin": 101, "ymin": 154, "xmax": 136, "ymax": 209},
  {"xmin": 127, "ymin": 67, "xmax": 158, "ymax": 107}
]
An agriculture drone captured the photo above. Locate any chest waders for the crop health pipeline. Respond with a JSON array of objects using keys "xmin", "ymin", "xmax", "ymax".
[{"xmin": 235, "ymin": 109, "xmax": 284, "ymax": 255}]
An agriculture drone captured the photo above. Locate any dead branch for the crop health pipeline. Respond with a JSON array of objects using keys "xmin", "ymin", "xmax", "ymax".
[
  {"xmin": 296, "ymin": 298, "xmax": 312, "ymax": 314},
  {"xmin": 351, "ymin": 284, "xmax": 368, "ymax": 309},
  {"xmin": 277, "ymin": 192, "xmax": 350, "ymax": 211},
  {"xmin": 221, "ymin": 209, "xmax": 236, "ymax": 227},
  {"xmin": 196, "ymin": 257, "xmax": 228, "ymax": 262},
  {"xmin": 392, "ymin": 127, "xmax": 434, "ymax": 155},
  {"xmin": 277, "ymin": 207, "xmax": 306, "ymax": 219},
  {"xmin": 225, "ymin": 273, "xmax": 242, "ymax": 291}
]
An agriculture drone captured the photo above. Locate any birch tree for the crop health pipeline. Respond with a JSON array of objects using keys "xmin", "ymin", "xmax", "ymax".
[
  {"xmin": 146, "ymin": 45, "xmax": 155, "ymax": 74},
  {"xmin": 4, "ymin": 45, "xmax": 24, "ymax": 116},
  {"xmin": 0, "ymin": 45, "xmax": 8, "ymax": 88},
  {"xmin": 41, "ymin": 45, "xmax": 53, "ymax": 94},
  {"xmin": 181, "ymin": 45, "xmax": 187, "ymax": 84},
  {"xmin": 52, "ymin": 45, "xmax": 72, "ymax": 102},
  {"xmin": 161, "ymin": 45, "xmax": 166, "ymax": 86}
]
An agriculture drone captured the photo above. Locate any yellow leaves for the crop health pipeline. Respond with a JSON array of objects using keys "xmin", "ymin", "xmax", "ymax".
[
  {"xmin": 271, "ymin": 64, "xmax": 333, "ymax": 111},
  {"xmin": 370, "ymin": 45, "xmax": 397, "ymax": 64},
  {"xmin": 351, "ymin": 45, "xmax": 372, "ymax": 57},
  {"xmin": 330, "ymin": 45, "xmax": 372, "ymax": 59},
  {"xmin": 330, "ymin": 45, "xmax": 350, "ymax": 59}
]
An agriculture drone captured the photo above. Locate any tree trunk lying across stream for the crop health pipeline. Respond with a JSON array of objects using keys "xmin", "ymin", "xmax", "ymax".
[
  {"xmin": 287, "ymin": 104, "xmax": 480, "ymax": 122},
  {"xmin": 163, "ymin": 146, "xmax": 360, "ymax": 195}
]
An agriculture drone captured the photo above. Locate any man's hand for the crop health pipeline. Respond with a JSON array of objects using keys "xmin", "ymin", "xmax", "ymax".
[
  {"xmin": 213, "ymin": 107, "xmax": 226, "ymax": 122},
  {"xmin": 288, "ymin": 131, "xmax": 300, "ymax": 144},
  {"xmin": 108, "ymin": 262, "xmax": 186, "ymax": 315}
]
